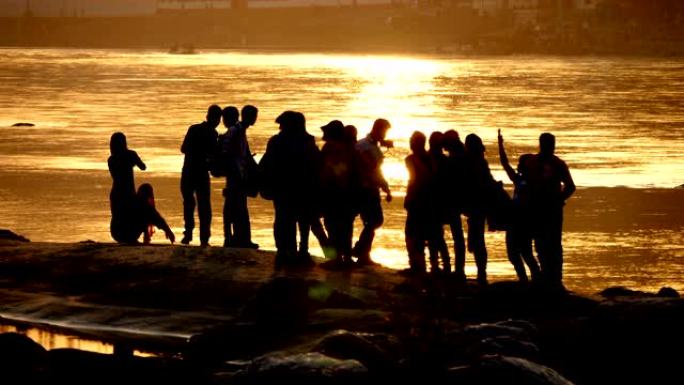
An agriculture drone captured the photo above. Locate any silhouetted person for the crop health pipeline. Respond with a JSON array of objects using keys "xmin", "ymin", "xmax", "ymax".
[
  {"xmin": 220, "ymin": 105, "xmax": 259, "ymax": 249},
  {"xmin": 353, "ymin": 118, "xmax": 393, "ymax": 265},
  {"xmin": 404, "ymin": 131, "xmax": 431, "ymax": 274},
  {"xmin": 259, "ymin": 111, "xmax": 320, "ymax": 267},
  {"xmin": 108, "ymin": 132, "xmax": 146, "ymax": 242},
  {"xmin": 427, "ymin": 131, "xmax": 451, "ymax": 274},
  {"xmin": 219, "ymin": 106, "xmax": 239, "ymax": 246},
  {"xmin": 111, "ymin": 183, "xmax": 175, "ymax": 244},
  {"xmin": 180, "ymin": 105, "xmax": 221, "ymax": 246},
  {"xmin": 463, "ymin": 134, "xmax": 496, "ymax": 285},
  {"xmin": 498, "ymin": 130, "xmax": 540, "ymax": 283},
  {"xmin": 319, "ymin": 120, "xmax": 360, "ymax": 269},
  {"xmin": 443, "ymin": 129, "xmax": 467, "ymax": 281},
  {"xmin": 344, "ymin": 125, "xmax": 358, "ymax": 145},
  {"xmin": 527, "ymin": 133, "xmax": 576, "ymax": 289}
]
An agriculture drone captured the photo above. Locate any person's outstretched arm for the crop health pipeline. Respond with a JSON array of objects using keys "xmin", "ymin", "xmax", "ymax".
[
  {"xmin": 498, "ymin": 129, "xmax": 517, "ymax": 183},
  {"xmin": 149, "ymin": 208, "xmax": 175, "ymax": 244},
  {"xmin": 132, "ymin": 151, "xmax": 146, "ymax": 171}
]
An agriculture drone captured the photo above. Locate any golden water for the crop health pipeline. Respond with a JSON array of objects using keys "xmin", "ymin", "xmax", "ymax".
[{"xmin": 0, "ymin": 48, "xmax": 682, "ymax": 294}]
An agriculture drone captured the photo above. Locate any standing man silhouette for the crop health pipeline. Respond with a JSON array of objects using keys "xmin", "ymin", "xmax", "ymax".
[
  {"xmin": 221, "ymin": 105, "xmax": 259, "ymax": 249},
  {"xmin": 180, "ymin": 104, "xmax": 221, "ymax": 246},
  {"xmin": 353, "ymin": 118, "xmax": 393, "ymax": 266},
  {"xmin": 527, "ymin": 133, "xmax": 576, "ymax": 290}
]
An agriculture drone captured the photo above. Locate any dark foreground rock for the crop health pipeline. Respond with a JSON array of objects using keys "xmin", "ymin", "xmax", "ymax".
[
  {"xmin": 459, "ymin": 355, "xmax": 575, "ymax": 385},
  {"xmin": 0, "ymin": 229, "xmax": 30, "ymax": 242},
  {"xmin": 235, "ymin": 352, "xmax": 368, "ymax": 385},
  {"xmin": 0, "ymin": 336, "xmax": 203, "ymax": 385},
  {"xmin": 0, "ymin": 240, "xmax": 683, "ymax": 385}
]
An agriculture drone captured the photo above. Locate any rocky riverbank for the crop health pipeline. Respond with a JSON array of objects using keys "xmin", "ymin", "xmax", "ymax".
[{"xmin": 0, "ymin": 232, "xmax": 682, "ymax": 384}]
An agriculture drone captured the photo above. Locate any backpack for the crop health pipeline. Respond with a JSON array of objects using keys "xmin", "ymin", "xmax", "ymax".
[
  {"xmin": 209, "ymin": 133, "xmax": 230, "ymax": 178},
  {"xmin": 487, "ymin": 181, "xmax": 513, "ymax": 231}
]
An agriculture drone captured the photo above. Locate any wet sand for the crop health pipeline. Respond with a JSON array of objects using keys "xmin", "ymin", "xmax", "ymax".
[{"xmin": 1, "ymin": 168, "xmax": 682, "ymax": 294}]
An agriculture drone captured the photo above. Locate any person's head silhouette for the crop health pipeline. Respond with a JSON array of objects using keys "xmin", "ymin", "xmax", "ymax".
[
  {"xmin": 410, "ymin": 131, "xmax": 427, "ymax": 153},
  {"xmin": 206, "ymin": 104, "xmax": 222, "ymax": 128},
  {"xmin": 275, "ymin": 110, "xmax": 296, "ymax": 132},
  {"xmin": 429, "ymin": 131, "xmax": 444, "ymax": 153},
  {"xmin": 321, "ymin": 120, "xmax": 344, "ymax": 142},
  {"xmin": 443, "ymin": 129, "xmax": 464, "ymax": 155},
  {"xmin": 292, "ymin": 112, "xmax": 306, "ymax": 134},
  {"xmin": 344, "ymin": 125, "xmax": 358, "ymax": 145},
  {"xmin": 241, "ymin": 105, "xmax": 258, "ymax": 128},
  {"xmin": 465, "ymin": 133, "xmax": 485, "ymax": 157},
  {"xmin": 137, "ymin": 183, "xmax": 155, "ymax": 206},
  {"xmin": 370, "ymin": 118, "xmax": 391, "ymax": 142},
  {"xmin": 539, "ymin": 132, "xmax": 556, "ymax": 157},
  {"xmin": 110, "ymin": 132, "xmax": 127, "ymax": 155},
  {"xmin": 222, "ymin": 106, "xmax": 239, "ymax": 128}
]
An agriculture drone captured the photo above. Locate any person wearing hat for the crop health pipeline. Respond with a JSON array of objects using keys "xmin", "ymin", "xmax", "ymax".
[
  {"xmin": 319, "ymin": 120, "xmax": 361, "ymax": 269},
  {"xmin": 259, "ymin": 111, "xmax": 320, "ymax": 267}
]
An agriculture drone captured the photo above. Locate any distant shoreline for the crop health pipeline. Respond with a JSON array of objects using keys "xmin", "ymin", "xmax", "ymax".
[
  {"xmin": 2, "ymin": 44, "xmax": 684, "ymax": 59},
  {"xmin": 2, "ymin": 8, "xmax": 683, "ymax": 58}
]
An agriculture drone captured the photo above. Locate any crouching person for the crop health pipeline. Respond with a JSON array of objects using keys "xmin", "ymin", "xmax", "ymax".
[{"xmin": 112, "ymin": 183, "xmax": 175, "ymax": 245}]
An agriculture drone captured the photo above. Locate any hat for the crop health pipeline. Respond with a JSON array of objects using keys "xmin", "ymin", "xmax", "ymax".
[{"xmin": 320, "ymin": 120, "xmax": 344, "ymax": 141}]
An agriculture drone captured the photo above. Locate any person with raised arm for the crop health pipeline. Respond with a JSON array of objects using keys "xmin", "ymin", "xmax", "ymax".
[{"xmin": 498, "ymin": 129, "xmax": 540, "ymax": 283}]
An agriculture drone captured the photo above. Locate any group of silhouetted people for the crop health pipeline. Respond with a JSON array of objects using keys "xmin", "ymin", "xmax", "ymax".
[
  {"xmin": 108, "ymin": 104, "xmax": 575, "ymax": 288},
  {"xmin": 259, "ymin": 114, "xmax": 394, "ymax": 268},
  {"xmin": 403, "ymin": 128, "xmax": 575, "ymax": 289},
  {"xmin": 108, "ymin": 133, "xmax": 175, "ymax": 245}
]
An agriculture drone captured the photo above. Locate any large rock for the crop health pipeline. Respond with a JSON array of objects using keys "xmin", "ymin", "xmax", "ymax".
[
  {"xmin": 473, "ymin": 355, "xmax": 575, "ymax": 385},
  {"xmin": 577, "ymin": 297, "xmax": 684, "ymax": 384},
  {"xmin": 313, "ymin": 329, "xmax": 401, "ymax": 371},
  {"xmin": 599, "ymin": 286, "xmax": 680, "ymax": 299},
  {"xmin": 474, "ymin": 336, "xmax": 540, "ymax": 360},
  {"xmin": 238, "ymin": 352, "xmax": 368, "ymax": 385},
  {"xmin": 444, "ymin": 320, "xmax": 540, "ymax": 364},
  {"xmin": 0, "ymin": 229, "xmax": 30, "ymax": 242},
  {"xmin": 464, "ymin": 321, "xmax": 532, "ymax": 341},
  {"xmin": 0, "ymin": 332, "xmax": 46, "ymax": 365}
]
